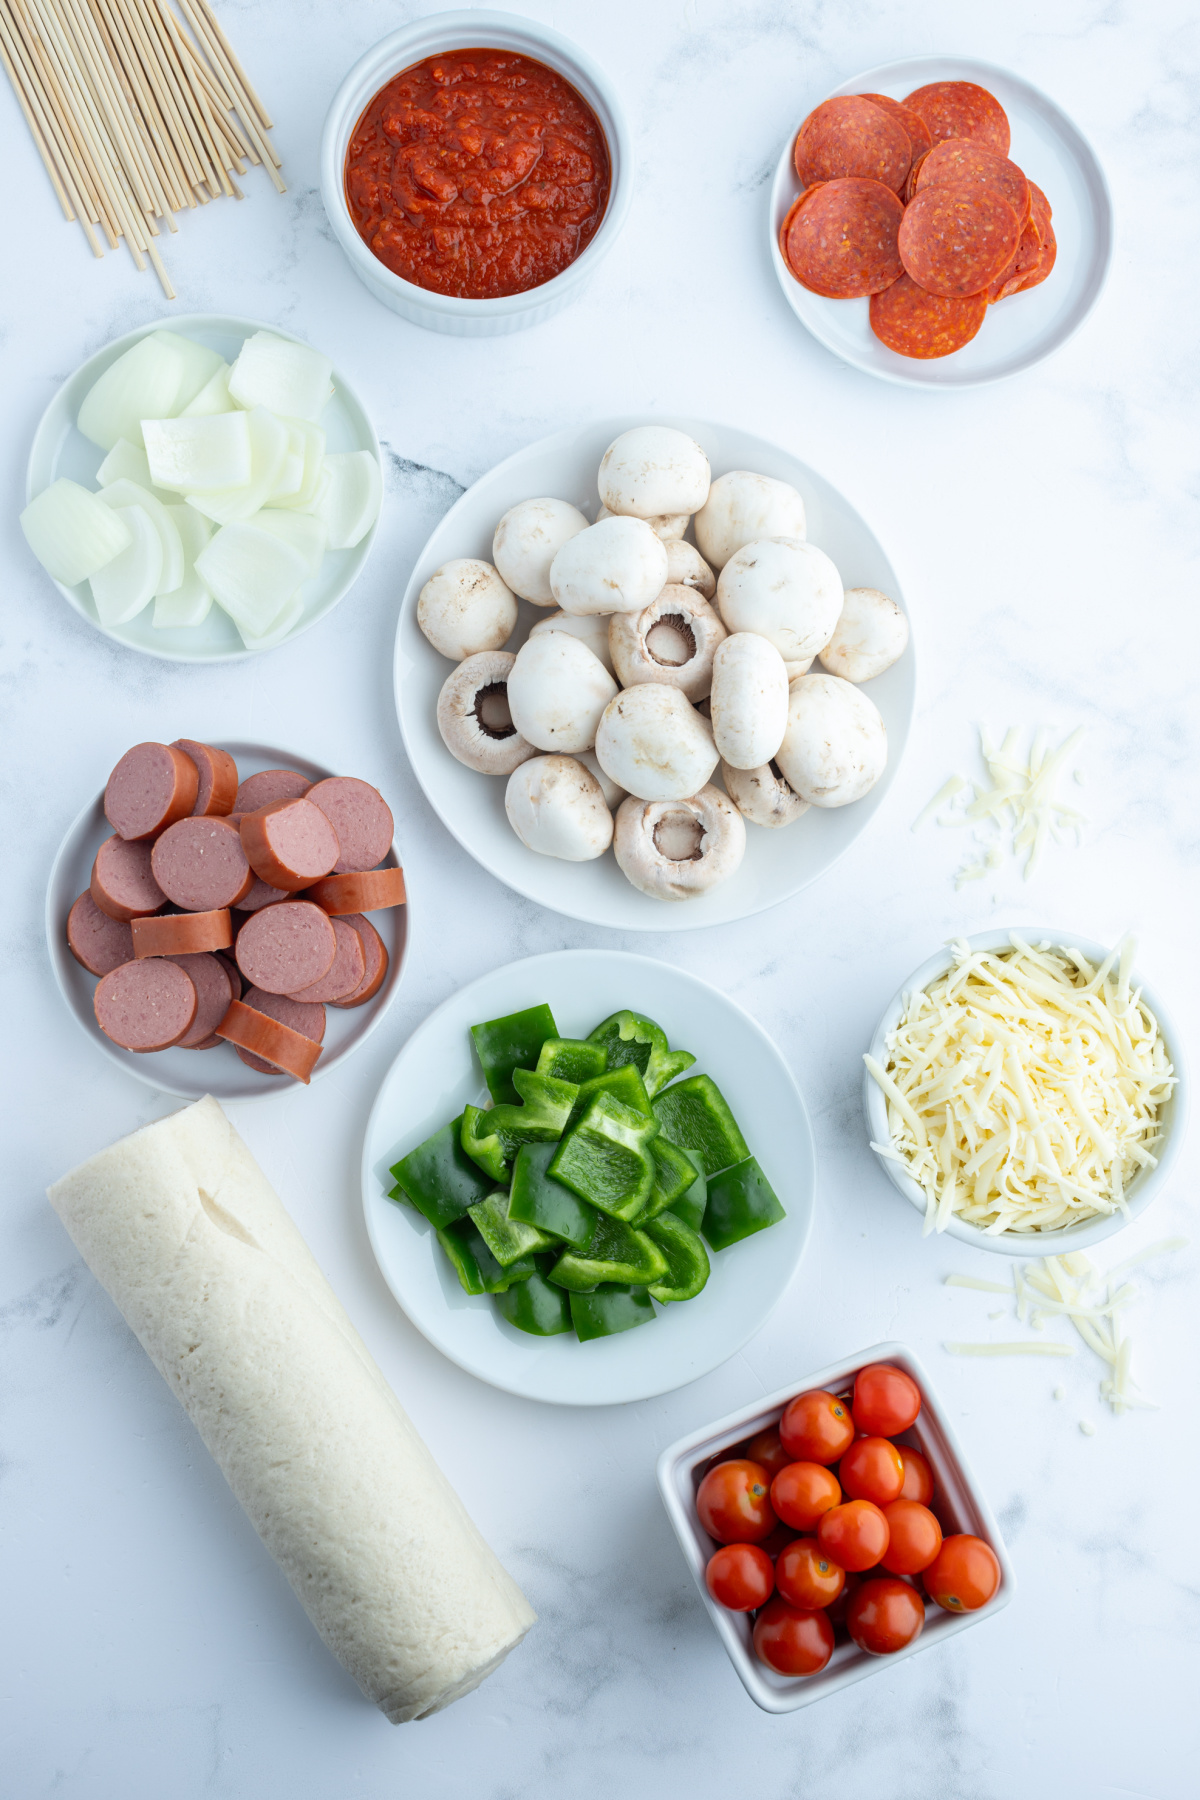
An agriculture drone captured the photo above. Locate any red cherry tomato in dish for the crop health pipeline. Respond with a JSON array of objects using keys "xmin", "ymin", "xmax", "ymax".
[
  {"xmin": 817, "ymin": 1499, "xmax": 890, "ymax": 1572},
  {"xmin": 897, "ymin": 1444, "xmax": 934, "ymax": 1505},
  {"xmin": 880, "ymin": 1500, "xmax": 942, "ymax": 1574},
  {"xmin": 923, "ymin": 1534, "xmax": 1001, "ymax": 1612},
  {"xmin": 752, "ymin": 1598, "xmax": 835, "ymax": 1676},
  {"xmin": 779, "ymin": 1390, "xmax": 855, "ymax": 1465},
  {"xmin": 847, "ymin": 1576, "xmax": 925, "ymax": 1654},
  {"xmin": 852, "ymin": 1363, "xmax": 921, "ymax": 1437},
  {"xmin": 775, "ymin": 1538, "xmax": 845, "ymax": 1610},
  {"xmin": 839, "ymin": 1436, "xmax": 905, "ymax": 1507},
  {"xmin": 705, "ymin": 1543, "xmax": 775, "ymax": 1612},
  {"xmin": 696, "ymin": 1459, "xmax": 777, "ymax": 1545},
  {"xmin": 742, "ymin": 1425, "xmax": 791, "ymax": 1480},
  {"xmin": 770, "ymin": 1461, "xmax": 841, "ymax": 1531}
]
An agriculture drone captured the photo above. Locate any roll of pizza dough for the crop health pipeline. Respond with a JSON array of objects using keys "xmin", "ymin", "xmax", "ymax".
[{"xmin": 48, "ymin": 1095, "xmax": 535, "ymax": 1723}]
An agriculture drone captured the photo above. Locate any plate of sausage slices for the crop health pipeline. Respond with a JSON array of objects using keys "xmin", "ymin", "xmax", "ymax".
[{"xmin": 768, "ymin": 56, "xmax": 1114, "ymax": 386}]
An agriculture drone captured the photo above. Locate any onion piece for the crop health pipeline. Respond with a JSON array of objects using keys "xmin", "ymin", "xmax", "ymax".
[
  {"xmin": 314, "ymin": 450, "xmax": 381, "ymax": 549},
  {"xmin": 77, "ymin": 335, "xmax": 185, "ymax": 450},
  {"xmin": 153, "ymin": 507, "xmax": 212, "ymax": 628},
  {"xmin": 268, "ymin": 421, "xmax": 307, "ymax": 502},
  {"xmin": 227, "ymin": 331, "xmax": 333, "ymax": 423},
  {"xmin": 184, "ymin": 407, "xmax": 288, "ymax": 525},
  {"xmin": 142, "ymin": 413, "xmax": 252, "ymax": 494},
  {"xmin": 195, "ymin": 520, "xmax": 307, "ymax": 637},
  {"xmin": 237, "ymin": 587, "xmax": 304, "ymax": 650},
  {"xmin": 254, "ymin": 508, "xmax": 327, "ymax": 577},
  {"xmin": 90, "ymin": 505, "xmax": 161, "ymax": 624},
  {"xmin": 96, "ymin": 438, "xmax": 172, "ymax": 502},
  {"xmin": 20, "ymin": 477, "xmax": 132, "ymax": 584},
  {"xmin": 181, "ymin": 364, "xmax": 235, "ymax": 417},
  {"xmin": 151, "ymin": 330, "xmax": 225, "ymax": 413},
  {"xmin": 269, "ymin": 420, "xmax": 326, "ymax": 511},
  {"xmin": 96, "ymin": 478, "xmax": 184, "ymax": 595}
]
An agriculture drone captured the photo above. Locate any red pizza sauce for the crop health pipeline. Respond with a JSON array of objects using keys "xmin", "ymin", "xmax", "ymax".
[{"xmin": 344, "ymin": 49, "xmax": 611, "ymax": 300}]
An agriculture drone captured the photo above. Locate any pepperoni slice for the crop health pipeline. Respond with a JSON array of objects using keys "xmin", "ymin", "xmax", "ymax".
[
  {"xmin": 869, "ymin": 274, "xmax": 988, "ymax": 359},
  {"xmin": 902, "ymin": 81, "xmax": 1010, "ymax": 156},
  {"xmin": 1014, "ymin": 183, "xmax": 1056, "ymax": 292},
  {"xmin": 914, "ymin": 138, "xmax": 1030, "ymax": 228},
  {"xmin": 780, "ymin": 177, "xmax": 905, "ymax": 298},
  {"xmin": 793, "ymin": 96, "xmax": 912, "ymax": 195},
  {"xmin": 904, "ymin": 147, "xmax": 931, "ymax": 204},
  {"xmin": 898, "ymin": 182, "xmax": 1020, "ymax": 297},
  {"xmin": 856, "ymin": 93, "xmax": 932, "ymax": 160},
  {"xmin": 987, "ymin": 213, "xmax": 1043, "ymax": 301}
]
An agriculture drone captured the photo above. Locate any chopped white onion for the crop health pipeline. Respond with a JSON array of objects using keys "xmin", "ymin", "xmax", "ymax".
[
  {"xmin": 314, "ymin": 450, "xmax": 381, "ymax": 548},
  {"xmin": 254, "ymin": 507, "xmax": 327, "ymax": 577},
  {"xmin": 151, "ymin": 330, "xmax": 225, "ymax": 413},
  {"xmin": 77, "ymin": 335, "xmax": 185, "ymax": 451},
  {"xmin": 184, "ymin": 407, "xmax": 288, "ymax": 525},
  {"xmin": 195, "ymin": 520, "xmax": 307, "ymax": 637},
  {"xmin": 142, "ymin": 413, "xmax": 252, "ymax": 493},
  {"xmin": 90, "ymin": 505, "xmax": 161, "ymax": 623},
  {"xmin": 227, "ymin": 331, "xmax": 333, "ymax": 423},
  {"xmin": 96, "ymin": 478, "xmax": 183, "ymax": 595},
  {"xmin": 181, "ymin": 364, "xmax": 235, "ymax": 417},
  {"xmin": 20, "ymin": 478, "xmax": 131, "ymax": 584},
  {"xmin": 153, "ymin": 507, "xmax": 212, "ymax": 628},
  {"xmin": 96, "ymin": 438, "xmax": 171, "ymax": 500},
  {"xmin": 236, "ymin": 587, "xmax": 305, "ymax": 650},
  {"xmin": 270, "ymin": 420, "xmax": 326, "ymax": 511}
]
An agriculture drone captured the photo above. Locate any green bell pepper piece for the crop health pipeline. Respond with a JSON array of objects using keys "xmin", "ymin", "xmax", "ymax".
[
  {"xmin": 549, "ymin": 1091, "xmax": 660, "ymax": 1219},
  {"xmin": 536, "ymin": 1037, "xmax": 608, "ymax": 1085},
  {"xmin": 508, "ymin": 1141, "xmax": 598, "ymax": 1250},
  {"xmin": 634, "ymin": 1139, "xmax": 702, "ymax": 1224},
  {"xmin": 563, "ymin": 1063, "xmax": 653, "ymax": 1133},
  {"xmin": 467, "ymin": 1190, "xmax": 558, "ymax": 1267},
  {"xmin": 481, "ymin": 1067, "xmax": 578, "ymax": 1161},
  {"xmin": 546, "ymin": 1212, "xmax": 668, "ymax": 1291},
  {"xmin": 702, "ymin": 1155, "xmax": 786, "ymax": 1251},
  {"xmin": 643, "ymin": 1209, "xmax": 710, "ymax": 1303},
  {"xmin": 493, "ymin": 1266, "xmax": 573, "ymax": 1336},
  {"xmin": 389, "ymin": 1113, "xmax": 495, "ymax": 1228},
  {"xmin": 587, "ymin": 1010, "xmax": 696, "ymax": 1098},
  {"xmin": 652, "ymin": 1074, "xmax": 750, "ymax": 1179},
  {"xmin": 459, "ymin": 1105, "xmax": 509, "ymax": 1182},
  {"xmin": 436, "ymin": 1217, "xmax": 538, "ymax": 1295},
  {"xmin": 569, "ymin": 1284, "xmax": 656, "ymax": 1342},
  {"xmin": 668, "ymin": 1155, "xmax": 707, "ymax": 1233},
  {"xmin": 470, "ymin": 1003, "xmax": 558, "ymax": 1105}
]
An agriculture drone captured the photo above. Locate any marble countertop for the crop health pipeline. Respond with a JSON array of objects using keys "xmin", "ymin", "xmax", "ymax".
[{"xmin": 3, "ymin": 1, "xmax": 1197, "ymax": 1794}]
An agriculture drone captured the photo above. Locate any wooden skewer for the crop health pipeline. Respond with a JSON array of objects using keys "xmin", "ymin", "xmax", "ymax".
[
  {"xmin": 0, "ymin": 21, "xmax": 76, "ymax": 220},
  {"xmin": 176, "ymin": 0, "xmax": 281, "ymax": 185},
  {"xmin": 6, "ymin": 0, "xmax": 118, "ymax": 240},
  {"xmin": 13, "ymin": 0, "xmax": 123, "ymax": 241},
  {"xmin": 150, "ymin": 0, "xmax": 225, "ymax": 195},
  {"xmin": 88, "ymin": 0, "xmax": 185, "ymax": 210},
  {"xmin": 120, "ymin": 0, "xmax": 210, "ymax": 191},
  {"xmin": 169, "ymin": 9, "xmax": 252, "ymax": 163},
  {"xmin": 60, "ymin": 0, "xmax": 161, "ymax": 221},
  {"xmin": 194, "ymin": 0, "xmax": 267, "ymax": 128}
]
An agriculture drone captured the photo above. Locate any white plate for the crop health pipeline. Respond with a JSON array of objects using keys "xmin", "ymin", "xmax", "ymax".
[
  {"xmin": 26, "ymin": 314, "xmax": 382, "ymax": 662},
  {"xmin": 769, "ymin": 56, "xmax": 1114, "ymax": 388},
  {"xmin": 361, "ymin": 949, "xmax": 816, "ymax": 1405},
  {"xmin": 394, "ymin": 415, "xmax": 914, "ymax": 930},
  {"xmin": 47, "ymin": 740, "xmax": 409, "ymax": 1100}
]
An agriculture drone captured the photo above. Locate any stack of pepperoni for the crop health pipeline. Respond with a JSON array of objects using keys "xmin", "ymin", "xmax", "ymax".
[
  {"xmin": 67, "ymin": 740, "xmax": 405, "ymax": 1084},
  {"xmin": 779, "ymin": 81, "xmax": 1056, "ymax": 359}
]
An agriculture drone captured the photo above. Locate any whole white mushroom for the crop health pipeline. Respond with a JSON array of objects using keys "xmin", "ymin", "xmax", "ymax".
[
  {"xmin": 694, "ymin": 471, "xmax": 807, "ymax": 570},
  {"xmin": 717, "ymin": 537, "xmax": 843, "ymax": 665},
  {"xmin": 506, "ymin": 629, "xmax": 618, "ymax": 754},
  {"xmin": 709, "ymin": 633, "xmax": 789, "ymax": 770},
  {"xmin": 436, "ymin": 650, "xmax": 538, "ymax": 776},
  {"xmin": 721, "ymin": 761, "xmax": 809, "ymax": 828},
  {"xmin": 596, "ymin": 504, "xmax": 688, "ymax": 541},
  {"xmin": 613, "ymin": 786, "xmax": 745, "ymax": 900},
  {"xmin": 417, "ymin": 558, "xmax": 517, "ymax": 660},
  {"xmin": 529, "ymin": 608, "xmax": 615, "ymax": 675},
  {"xmin": 664, "ymin": 538, "xmax": 716, "ymax": 598},
  {"xmin": 505, "ymin": 755, "xmax": 614, "ymax": 861},
  {"xmin": 818, "ymin": 587, "xmax": 910, "ymax": 683},
  {"xmin": 783, "ymin": 657, "xmax": 813, "ymax": 681},
  {"xmin": 549, "ymin": 516, "xmax": 669, "ymax": 616},
  {"xmin": 608, "ymin": 585, "xmax": 727, "ymax": 701},
  {"xmin": 493, "ymin": 497, "xmax": 589, "ymax": 605},
  {"xmin": 775, "ymin": 672, "xmax": 887, "ymax": 808},
  {"xmin": 597, "ymin": 426, "xmax": 711, "ymax": 519},
  {"xmin": 595, "ymin": 684, "xmax": 718, "ymax": 801},
  {"xmin": 575, "ymin": 747, "xmax": 626, "ymax": 810}
]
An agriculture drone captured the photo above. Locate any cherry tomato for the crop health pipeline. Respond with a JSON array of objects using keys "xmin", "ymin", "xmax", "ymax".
[
  {"xmin": 839, "ymin": 1436, "xmax": 905, "ymax": 1507},
  {"xmin": 880, "ymin": 1499, "xmax": 942, "ymax": 1574},
  {"xmin": 696, "ymin": 1459, "xmax": 777, "ymax": 1545},
  {"xmin": 775, "ymin": 1537, "xmax": 845, "ymax": 1610},
  {"xmin": 741, "ymin": 1425, "xmax": 791, "ymax": 1480},
  {"xmin": 817, "ymin": 1499, "xmax": 890, "ymax": 1572},
  {"xmin": 752, "ymin": 1598, "xmax": 835, "ymax": 1676},
  {"xmin": 770, "ymin": 1461, "xmax": 841, "ymax": 1531},
  {"xmin": 852, "ymin": 1363, "xmax": 922, "ymax": 1437},
  {"xmin": 897, "ymin": 1444, "xmax": 934, "ymax": 1505},
  {"xmin": 779, "ymin": 1389, "xmax": 855, "ymax": 1465},
  {"xmin": 923, "ymin": 1534, "xmax": 1001, "ymax": 1612},
  {"xmin": 847, "ymin": 1577, "xmax": 926, "ymax": 1654},
  {"xmin": 705, "ymin": 1543, "xmax": 775, "ymax": 1612}
]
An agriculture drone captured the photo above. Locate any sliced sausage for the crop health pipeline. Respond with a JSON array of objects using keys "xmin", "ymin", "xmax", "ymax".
[
  {"xmin": 90, "ymin": 836, "xmax": 166, "ymax": 922},
  {"xmin": 94, "ymin": 957, "xmax": 197, "ymax": 1052},
  {"xmin": 793, "ymin": 96, "xmax": 912, "ymax": 195},
  {"xmin": 151, "ymin": 816, "xmax": 254, "ymax": 911},
  {"xmin": 914, "ymin": 139, "xmax": 1030, "ymax": 228},
  {"xmin": 304, "ymin": 777, "xmax": 394, "ymax": 873},
  {"xmin": 217, "ymin": 992, "xmax": 325, "ymax": 1082},
  {"xmin": 236, "ymin": 877, "xmax": 290, "ymax": 912},
  {"xmin": 67, "ymin": 890, "xmax": 135, "ymax": 976},
  {"xmin": 780, "ymin": 177, "xmax": 904, "ymax": 298},
  {"xmin": 286, "ymin": 916, "xmax": 366, "ymax": 1002},
  {"xmin": 329, "ymin": 914, "xmax": 389, "ymax": 1009},
  {"xmin": 902, "ymin": 80, "xmax": 1011, "ymax": 157},
  {"xmin": 869, "ymin": 273, "xmax": 988, "ymax": 358},
  {"xmin": 856, "ymin": 92, "xmax": 931, "ymax": 160},
  {"xmin": 233, "ymin": 768, "xmax": 311, "ymax": 813},
  {"xmin": 131, "ymin": 909, "xmax": 234, "ymax": 956},
  {"xmin": 172, "ymin": 739, "xmax": 239, "ymax": 816},
  {"xmin": 234, "ymin": 899, "xmax": 337, "ymax": 994},
  {"xmin": 305, "ymin": 866, "xmax": 406, "ymax": 916},
  {"xmin": 168, "ymin": 952, "xmax": 234, "ymax": 1048},
  {"xmin": 240, "ymin": 797, "xmax": 340, "ymax": 892},
  {"xmin": 898, "ymin": 182, "xmax": 1020, "ymax": 297},
  {"xmin": 215, "ymin": 949, "xmax": 243, "ymax": 999},
  {"xmin": 104, "ymin": 742, "xmax": 199, "ymax": 841}
]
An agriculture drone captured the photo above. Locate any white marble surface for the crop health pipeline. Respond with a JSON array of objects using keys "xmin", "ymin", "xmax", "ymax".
[{"xmin": 3, "ymin": 1, "xmax": 1198, "ymax": 1793}]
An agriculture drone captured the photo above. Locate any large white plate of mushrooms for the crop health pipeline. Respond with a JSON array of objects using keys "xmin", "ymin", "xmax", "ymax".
[{"xmin": 393, "ymin": 416, "xmax": 915, "ymax": 931}]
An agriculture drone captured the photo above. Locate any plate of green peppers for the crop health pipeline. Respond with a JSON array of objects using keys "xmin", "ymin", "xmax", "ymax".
[{"xmin": 361, "ymin": 949, "xmax": 816, "ymax": 1404}]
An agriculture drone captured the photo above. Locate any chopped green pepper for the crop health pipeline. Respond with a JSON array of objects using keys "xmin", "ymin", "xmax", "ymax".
[
  {"xmin": 547, "ymin": 1212, "xmax": 668, "ymax": 1291},
  {"xmin": 563, "ymin": 1062, "xmax": 654, "ymax": 1132},
  {"xmin": 436, "ymin": 1217, "xmax": 538, "ymax": 1295},
  {"xmin": 493, "ymin": 1265, "xmax": 573, "ymax": 1336},
  {"xmin": 569, "ymin": 1284, "xmax": 656, "ymax": 1341},
  {"xmin": 481, "ymin": 1068, "xmax": 578, "ymax": 1161},
  {"xmin": 670, "ymin": 1158, "xmax": 707, "ymax": 1234},
  {"xmin": 550, "ymin": 1091, "xmax": 660, "ymax": 1219},
  {"xmin": 634, "ymin": 1138, "xmax": 703, "ymax": 1224},
  {"xmin": 459, "ymin": 1105, "xmax": 509, "ymax": 1182},
  {"xmin": 508, "ymin": 1141, "xmax": 598, "ymax": 1250},
  {"xmin": 587, "ymin": 1010, "xmax": 696, "ymax": 1098},
  {"xmin": 470, "ymin": 1004, "xmax": 558, "ymax": 1105},
  {"xmin": 644, "ymin": 1210, "xmax": 710, "ymax": 1302},
  {"xmin": 702, "ymin": 1155, "xmax": 786, "ymax": 1251},
  {"xmin": 652, "ymin": 1073, "xmax": 750, "ymax": 1178},
  {"xmin": 389, "ymin": 1114, "xmax": 494, "ymax": 1228},
  {"xmin": 467, "ymin": 1191, "xmax": 558, "ymax": 1266},
  {"xmin": 536, "ymin": 1036, "xmax": 608, "ymax": 1085}
]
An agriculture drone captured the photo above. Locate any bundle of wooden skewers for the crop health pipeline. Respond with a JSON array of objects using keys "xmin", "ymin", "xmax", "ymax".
[{"xmin": 0, "ymin": 0, "xmax": 283, "ymax": 298}]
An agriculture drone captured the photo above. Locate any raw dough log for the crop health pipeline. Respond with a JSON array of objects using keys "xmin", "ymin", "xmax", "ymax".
[{"xmin": 47, "ymin": 1098, "xmax": 536, "ymax": 1722}]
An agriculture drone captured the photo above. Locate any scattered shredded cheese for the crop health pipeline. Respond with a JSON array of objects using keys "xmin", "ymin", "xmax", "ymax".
[
  {"xmin": 914, "ymin": 724, "xmax": 1087, "ymax": 884},
  {"xmin": 944, "ymin": 1341, "xmax": 1074, "ymax": 1357}
]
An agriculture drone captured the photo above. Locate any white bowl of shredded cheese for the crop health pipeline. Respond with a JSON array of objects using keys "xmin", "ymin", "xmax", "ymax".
[{"xmin": 863, "ymin": 929, "xmax": 1184, "ymax": 1254}]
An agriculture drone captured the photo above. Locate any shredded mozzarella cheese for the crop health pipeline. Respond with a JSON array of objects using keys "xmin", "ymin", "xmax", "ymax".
[{"xmin": 915, "ymin": 724, "xmax": 1087, "ymax": 883}]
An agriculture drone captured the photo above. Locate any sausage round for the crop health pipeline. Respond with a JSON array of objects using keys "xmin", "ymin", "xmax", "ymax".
[
  {"xmin": 90, "ymin": 836, "xmax": 166, "ymax": 922},
  {"xmin": 172, "ymin": 739, "xmax": 239, "ymax": 816},
  {"xmin": 104, "ymin": 742, "xmax": 199, "ymax": 841},
  {"xmin": 856, "ymin": 92, "xmax": 931, "ymax": 160},
  {"xmin": 215, "ymin": 949, "xmax": 243, "ymax": 999},
  {"xmin": 151, "ymin": 816, "xmax": 254, "ymax": 911},
  {"xmin": 869, "ymin": 273, "xmax": 988, "ymax": 358},
  {"xmin": 898, "ymin": 182, "xmax": 1020, "ymax": 297},
  {"xmin": 305, "ymin": 866, "xmax": 406, "ymax": 916},
  {"xmin": 233, "ymin": 768, "xmax": 311, "ymax": 813},
  {"xmin": 305, "ymin": 777, "xmax": 394, "ymax": 873},
  {"xmin": 217, "ymin": 991, "xmax": 325, "ymax": 1082},
  {"xmin": 131, "ymin": 909, "xmax": 234, "ymax": 957},
  {"xmin": 902, "ymin": 80, "xmax": 1011, "ymax": 157},
  {"xmin": 234, "ymin": 900, "xmax": 337, "ymax": 994},
  {"xmin": 780, "ymin": 177, "xmax": 904, "ymax": 298},
  {"xmin": 329, "ymin": 914, "xmax": 389, "ymax": 1009},
  {"xmin": 67, "ymin": 889, "xmax": 134, "ymax": 975},
  {"xmin": 240, "ymin": 798, "xmax": 340, "ymax": 892},
  {"xmin": 793, "ymin": 96, "xmax": 911, "ymax": 195},
  {"xmin": 286, "ymin": 916, "xmax": 366, "ymax": 1002},
  {"xmin": 93, "ymin": 957, "xmax": 197, "ymax": 1052},
  {"xmin": 914, "ymin": 139, "xmax": 1030, "ymax": 229},
  {"xmin": 235, "ymin": 877, "xmax": 290, "ymax": 912},
  {"xmin": 168, "ymin": 952, "xmax": 234, "ymax": 1048}
]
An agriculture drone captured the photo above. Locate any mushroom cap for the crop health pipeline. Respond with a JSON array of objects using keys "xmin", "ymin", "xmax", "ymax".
[
  {"xmin": 417, "ymin": 558, "xmax": 518, "ymax": 660},
  {"xmin": 717, "ymin": 536, "xmax": 844, "ymax": 664},
  {"xmin": 505, "ymin": 755, "xmax": 614, "ymax": 861},
  {"xmin": 664, "ymin": 538, "xmax": 716, "ymax": 598},
  {"xmin": 818, "ymin": 586, "xmax": 910, "ymax": 683},
  {"xmin": 437, "ymin": 650, "xmax": 538, "ymax": 776},
  {"xmin": 549, "ymin": 516, "xmax": 669, "ymax": 616},
  {"xmin": 775, "ymin": 672, "xmax": 888, "ymax": 808},
  {"xmin": 529, "ymin": 608, "xmax": 616, "ymax": 675},
  {"xmin": 575, "ymin": 746, "xmax": 627, "ymax": 811},
  {"xmin": 709, "ymin": 632, "xmax": 790, "ymax": 770},
  {"xmin": 597, "ymin": 426, "xmax": 711, "ymax": 519},
  {"xmin": 596, "ymin": 503, "xmax": 688, "ymax": 541},
  {"xmin": 721, "ymin": 760, "xmax": 810, "ymax": 828},
  {"xmin": 506, "ymin": 629, "xmax": 618, "ymax": 754},
  {"xmin": 694, "ymin": 470, "xmax": 808, "ymax": 570},
  {"xmin": 595, "ymin": 683, "xmax": 719, "ymax": 801},
  {"xmin": 783, "ymin": 657, "xmax": 813, "ymax": 681},
  {"xmin": 613, "ymin": 786, "xmax": 746, "ymax": 900},
  {"xmin": 493, "ymin": 497, "xmax": 589, "ymax": 605},
  {"xmin": 608, "ymin": 584, "xmax": 727, "ymax": 702}
]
